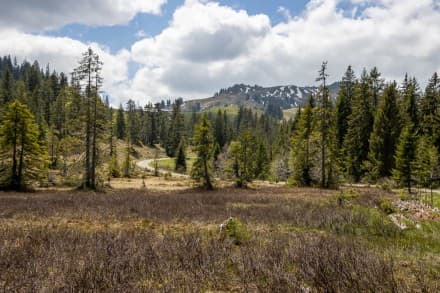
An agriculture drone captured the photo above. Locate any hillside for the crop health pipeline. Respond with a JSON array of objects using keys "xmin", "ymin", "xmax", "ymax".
[{"xmin": 182, "ymin": 82, "xmax": 340, "ymax": 112}]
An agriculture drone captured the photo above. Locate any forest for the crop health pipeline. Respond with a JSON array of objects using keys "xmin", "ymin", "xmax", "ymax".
[
  {"xmin": 0, "ymin": 50, "xmax": 439, "ymax": 193},
  {"xmin": 1, "ymin": 49, "xmax": 440, "ymax": 291}
]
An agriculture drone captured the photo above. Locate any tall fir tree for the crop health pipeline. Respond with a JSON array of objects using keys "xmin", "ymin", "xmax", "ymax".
[
  {"xmin": 191, "ymin": 115, "xmax": 214, "ymax": 190},
  {"xmin": 335, "ymin": 65, "xmax": 356, "ymax": 149},
  {"xmin": 366, "ymin": 82, "xmax": 401, "ymax": 179},
  {"xmin": 392, "ymin": 124, "xmax": 417, "ymax": 192},
  {"xmin": 419, "ymin": 73, "xmax": 440, "ymax": 151},
  {"xmin": 116, "ymin": 103, "xmax": 126, "ymax": 140},
  {"xmin": 175, "ymin": 138, "xmax": 187, "ymax": 173},
  {"xmin": 0, "ymin": 100, "xmax": 48, "ymax": 190},
  {"xmin": 343, "ymin": 69, "xmax": 374, "ymax": 181}
]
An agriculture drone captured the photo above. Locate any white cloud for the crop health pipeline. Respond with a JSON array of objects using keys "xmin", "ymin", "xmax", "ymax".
[
  {"xmin": 120, "ymin": 0, "xmax": 440, "ymax": 104},
  {"xmin": 0, "ymin": 29, "xmax": 130, "ymax": 96},
  {"xmin": 0, "ymin": 0, "xmax": 167, "ymax": 32},
  {"xmin": 1, "ymin": 0, "xmax": 439, "ymax": 106}
]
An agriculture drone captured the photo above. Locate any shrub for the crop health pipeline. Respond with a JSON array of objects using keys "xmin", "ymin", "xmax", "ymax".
[
  {"xmin": 220, "ymin": 217, "xmax": 251, "ymax": 245},
  {"xmin": 379, "ymin": 197, "xmax": 395, "ymax": 214}
]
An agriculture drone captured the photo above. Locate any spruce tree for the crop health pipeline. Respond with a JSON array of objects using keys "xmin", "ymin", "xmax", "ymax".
[
  {"xmin": 0, "ymin": 100, "xmax": 47, "ymax": 190},
  {"xmin": 291, "ymin": 97, "xmax": 316, "ymax": 186},
  {"xmin": 366, "ymin": 83, "xmax": 401, "ymax": 179},
  {"xmin": 392, "ymin": 124, "xmax": 417, "ymax": 192},
  {"xmin": 227, "ymin": 130, "xmax": 257, "ymax": 188},
  {"xmin": 0, "ymin": 66, "xmax": 14, "ymax": 105},
  {"xmin": 191, "ymin": 115, "xmax": 214, "ymax": 190},
  {"xmin": 343, "ymin": 69, "xmax": 374, "ymax": 181},
  {"xmin": 166, "ymin": 100, "xmax": 184, "ymax": 157},
  {"xmin": 116, "ymin": 104, "xmax": 126, "ymax": 140},
  {"xmin": 335, "ymin": 65, "xmax": 356, "ymax": 149},
  {"xmin": 400, "ymin": 74, "xmax": 420, "ymax": 127},
  {"xmin": 72, "ymin": 48, "xmax": 103, "ymax": 189},
  {"xmin": 414, "ymin": 136, "xmax": 439, "ymax": 191},
  {"xmin": 254, "ymin": 141, "xmax": 269, "ymax": 180},
  {"xmin": 419, "ymin": 73, "xmax": 440, "ymax": 151},
  {"xmin": 175, "ymin": 139, "xmax": 187, "ymax": 173}
]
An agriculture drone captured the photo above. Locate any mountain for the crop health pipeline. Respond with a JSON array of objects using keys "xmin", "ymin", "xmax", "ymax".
[{"xmin": 182, "ymin": 82, "xmax": 340, "ymax": 112}]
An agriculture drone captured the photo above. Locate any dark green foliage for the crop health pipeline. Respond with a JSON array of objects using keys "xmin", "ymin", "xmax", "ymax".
[
  {"xmin": 392, "ymin": 124, "xmax": 417, "ymax": 192},
  {"xmin": 175, "ymin": 139, "xmax": 187, "ymax": 173},
  {"xmin": 166, "ymin": 100, "xmax": 184, "ymax": 157},
  {"xmin": 0, "ymin": 100, "xmax": 47, "ymax": 190},
  {"xmin": 191, "ymin": 115, "xmax": 214, "ymax": 189},
  {"xmin": 366, "ymin": 83, "xmax": 401, "ymax": 179},
  {"xmin": 291, "ymin": 97, "xmax": 316, "ymax": 186},
  {"xmin": 400, "ymin": 74, "xmax": 420, "ymax": 127},
  {"xmin": 335, "ymin": 65, "xmax": 355, "ymax": 149},
  {"xmin": 419, "ymin": 73, "xmax": 440, "ymax": 151},
  {"xmin": 343, "ymin": 69, "xmax": 374, "ymax": 181},
  {"xmin": 116, "ymin": 104, "xmax": 126, "ymax": 140},
  {"xmin": 227, "ymin": 130, "xmax": 258, "ymax": 188},
  {"xmin": 254, "ymin": 141, "xmax": 270, "ymax": 180},
  {"xmin": 0, "ymin": 66, "xmax": 14, "ymax": 104}
]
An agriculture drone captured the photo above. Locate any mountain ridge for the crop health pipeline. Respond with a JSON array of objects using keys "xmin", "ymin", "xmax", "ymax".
[{"xmin": 182, "ymin": 82, "xmax": 340, "ymax": 112}]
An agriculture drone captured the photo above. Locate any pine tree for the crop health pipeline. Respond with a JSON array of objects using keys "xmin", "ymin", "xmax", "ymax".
[
  {"xmin": 72, "ymin": 48, "xmax": 103, "ymax": 189},
  {"xmin": 366, "ymin": 83, "xmax": 401, "ymax": 179},
  {"xmin": 414, "ymin": 136, "xmax": 439, "ymax": 190},
  {"xmin": 0, "ymin": 100, "xmax": 47, "ymax": 190},
  {"xmin": 369, "ymin": 67, "xmax": 384, "ymax": 109},
  {"xmin": 227, "ymin": 130, "xmax": 257, "ymax": 188},
  {"xmin": 214, "ymin": 109, "xmax": 225, "ymax": 148},
  {"xmin": 191, "ymin": 115, "xmax": 214, "ymax": 190},
  {"xmin": 343, "ymin": 69, "xmax": 374, "ymax": 181},
  {"xmin": 392, "ymin": 124, "xmax": 417, "ymax": 192},
  {"xmin": 116, "ymin": 104, "xmax": 126, "ymax": 140},
  {"xmin": 419, "ymin": 73, "xmax": 440, "ymax": 151},
  {"xmin": 254, "ymin": 141, "xmax": 269, "ymax": 180},
  {"xmin": 291, "ymin": 97, "xmax": 316, "ymax": 186},
  {"xmin": 166, "ymin": 100, "xmax": 184, "ymax": 157},
  {"xmin": 335, "ymin": 65, "xmax": 356, "ymax": 149},
  {"xmin": 175, "ymin": 139, "xmax": 187, "ymax": 173},
  {"xmin": 316, "ymin": 61, "xmax": 332, "ymax": 188},
  {"xmin": 0, "ymin": 66, "xmax": 14, "ymax": 105},
  {"xmin": 400, "ymin": 74, "xmax": 420, "ymax": 127}
]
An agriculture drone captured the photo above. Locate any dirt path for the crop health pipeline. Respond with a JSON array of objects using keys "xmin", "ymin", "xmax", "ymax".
[{"xmin": 136, "ymin": 158, "xmax": 189, "ymax": 178}]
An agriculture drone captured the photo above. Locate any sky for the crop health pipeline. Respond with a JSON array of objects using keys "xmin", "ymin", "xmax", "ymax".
[{"xmin": 0, "ymin": 0, "xmax": 439, "ymax": 106}]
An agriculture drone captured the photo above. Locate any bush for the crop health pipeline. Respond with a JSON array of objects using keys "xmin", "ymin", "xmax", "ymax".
[
  {"xmin": 379, "ymin": 197, "xmax": 395, "ymax": 214},
  {"xmin": 220, "ymin": 217, "xmax": 251, "ymax": 245}
]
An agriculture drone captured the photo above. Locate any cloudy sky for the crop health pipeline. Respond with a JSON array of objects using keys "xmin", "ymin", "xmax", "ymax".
[{"xmin": 0, "ymin": 0, "xmax": 439, "ymax": 105}]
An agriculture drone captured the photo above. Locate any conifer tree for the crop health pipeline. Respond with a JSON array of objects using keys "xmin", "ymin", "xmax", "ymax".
[
  {"xmin": 414, "ymin": 136, "xmax": 439, "ymax": 190},
  {"xmin": 343, "ymin": 69, "xmax": 374, "ymax": 181},
  {"xmin": 366, "ymin": 83, "xmax": 401, "ymax": 179},
  {"xmin": 166, "ymin": 100, "xmax": 184, "ymax": 157},
  {"xmin": 214, "ymin": 109, "xmax": 225, "ymax": 148},
  {"xmin": 72, "ymin": 48, "xmax": 103, "ymax": 189},
  {"xmin": 0, "ymin": 66, "xmax": 14, "ymax": 105},
  {"xmin": 291, "ymin": 97, "xmax": 316, "ymax": 186},
  {"xmin": 191, "ymin": 115, "xmax": 214, "ymax": 189},
  {"xmin": 116, "ymin": 104, "xmax": 126, "ymax": 140},
  {"xmin": 227, "ymin": 130, "xmax": 257, "ymax": 187},
  {"xmin": 392, "ymin": 124, "xmax": 417, "ymax": 192},
  {"xmin": 335, "ymin": 65, "xmax": 356, "ymax": 149},
  {"xmin": 175, "ymin": 139, "xmax": 187, "ymax": 173},
  {"xmin": 0, "ymin": 100, "xmax": 47, "ymax": 190},
  {"xmin": 400, "ymin": 74, "xmax": 420, "ymax": 127},
  {"xmin": 254, "ymin": 141, "xmax": 270, "ymax": 180},
  {"xmin": 419, "ymin": 73, "xmax": 440, "ymax": 151},
  {"xmin": 369, "ymin": 67, "xmax": 384, "ymax": 109}
]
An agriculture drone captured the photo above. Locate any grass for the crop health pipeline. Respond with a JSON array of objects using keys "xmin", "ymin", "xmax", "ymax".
[
  {"xmin": 153, "ymin": 157, "xmax": 195, "ymax": 175},
  {"xmin": 1, "ymin": 186, "xmax": 439, "ymax": 291}
]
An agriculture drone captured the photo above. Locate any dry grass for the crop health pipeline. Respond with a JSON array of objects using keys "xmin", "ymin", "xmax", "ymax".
[{"xmin": 1, "ymin": 186, "xmax": 439, "ymax": 291}]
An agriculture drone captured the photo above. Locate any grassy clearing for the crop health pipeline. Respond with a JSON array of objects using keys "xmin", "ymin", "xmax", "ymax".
[
  {"xmin": 0, "ymin": 186, "xmax": 439, "ymax": 291},
  {"xmin": 152, "ymin": 157, "xmax": 196, "ymax": 175},
  {"xmin": 282, "ymin": 107, "xmax": 298, "ymax": 120}
]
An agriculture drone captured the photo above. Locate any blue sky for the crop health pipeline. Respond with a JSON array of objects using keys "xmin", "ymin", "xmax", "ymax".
[
  {"xmin": 45, "ymin": 0, "xmax": 310, "ymax": 53},
  {"xmin": 0, "ymin": 0, "xmax": 439, "ymax": 105}
]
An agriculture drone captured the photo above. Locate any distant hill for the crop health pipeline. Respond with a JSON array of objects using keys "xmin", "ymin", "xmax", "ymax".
[{"xmin": 182, "ymin": 82, "xmax": 340, "ymax": 112}]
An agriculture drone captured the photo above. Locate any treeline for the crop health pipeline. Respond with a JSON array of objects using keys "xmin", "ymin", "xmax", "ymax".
[{"xmin": 0, "ymin": 52, "xmax": 439, "ymax": 191}]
